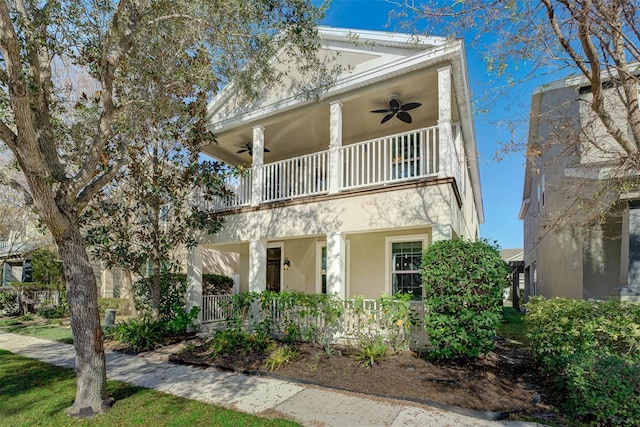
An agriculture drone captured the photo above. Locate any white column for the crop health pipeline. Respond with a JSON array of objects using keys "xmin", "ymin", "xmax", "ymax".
[
  {"xmin": 326, "ymin": 232, "xmax": 346, "ymax": 298},
  {"xmin": 249, "ymin": 239, "xmax": 267, "ymax": 293},
  {"xmin": 251, "ymin": 125, "xmax": 265, "ymax": 206},
  {"xmin": 328, "ymin": 100, "xmax": 343, "ymax": 194},
  {"xmin": 438, "ymin": 66, "xmax": 453, "ymax": 178},
  {"xmin": 186, "ymin": 245, "xmax": 203, "ymax": 324}
]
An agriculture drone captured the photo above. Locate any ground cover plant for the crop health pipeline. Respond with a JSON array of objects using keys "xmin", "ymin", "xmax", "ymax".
[
  {"xmin": 526, "ymin": 297, "xmax": 640, "ymax": 426},
  {"xmin": 0, "ymin": 349, "xmax": 298, "ymax": 427}
]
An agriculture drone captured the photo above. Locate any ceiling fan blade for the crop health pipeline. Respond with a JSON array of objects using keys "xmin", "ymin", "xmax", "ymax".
[
  {"xmin": 370, "ymin": 109, "xmax": 391, "ymax": 113},
  {"xmin": 389, "ymin": 98, "xmax": 400, "ymax": 110},
  {"xmin": 397, "ymin": 111, "xmax": 412, "ymax": 123},
  {"xmin": 264, "ymin": 147, "xmax": 271, "ymax": 153},
  {"xmin": 400, "ymin": 102, "xmax": 422, "ymax": 111},
  {"xmin": 236, "ymin": 149, "xmax": 248, "ymax": 154},
  {"xmin": 380, "ymin": 113, "xmax": 395, "ymax": 124}
]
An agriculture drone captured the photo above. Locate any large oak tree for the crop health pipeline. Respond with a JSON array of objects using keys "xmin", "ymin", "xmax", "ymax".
[{"xmin": 0, "ymin": 0, "xmax": 330, "ymax": 416}]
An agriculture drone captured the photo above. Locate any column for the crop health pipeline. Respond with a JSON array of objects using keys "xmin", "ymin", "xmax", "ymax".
[
  {"xmin": 249, "ymin": 239, "xmax": 267, "ymax": 293},
  {"xmin": 437, "ymin": 65, "xmax": 453, "ymax": 178},
  {"xmin": 251, "ymin": 125, "xmax": 265, "ymax": 206},
  {"xmin": 326, "ymin": 232, "xmax": 346, "ymax": 298},
  {"xmin": 186, "ymin": 245, "xmax": 203, "ymax": 324},
  {"xmin": 328, "ymin": 100, "xmax": 343, "ymax": 194}
]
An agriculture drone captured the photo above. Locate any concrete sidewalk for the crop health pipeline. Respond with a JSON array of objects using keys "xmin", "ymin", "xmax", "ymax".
[{"xmin": 0, "ymin": 332, "xmax": 545, "ymax": 427}]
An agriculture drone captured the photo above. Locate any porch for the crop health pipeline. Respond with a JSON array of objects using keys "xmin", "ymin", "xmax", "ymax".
[{"xmin": 195, "ymin": 124, "xmax": 464, "ymax": 212}]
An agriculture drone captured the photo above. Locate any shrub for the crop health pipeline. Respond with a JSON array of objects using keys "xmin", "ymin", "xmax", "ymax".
[
  {"xmin": 163, "ymin": 305, "xmax": 200, "ymax": 335},
  {"xmin": 353, "ymin": 336, "xmax": 387, "ymax": 367},
  {"xmin": 133, "ymin": 271, "xmax": 187, "ymax": 320},
  {"xmin": 202, "ymin": 274, "xmax": 234, "ymax": 295},
  {"xmin": 111, "ymin": 318, "xmax": 164, "ymax": 352},
  {"xmin": 563, "ymin": 354, "xmax": 640, "ymax": 426},
  {"xmin": 0, "ymin": 291, "xmax": 21, "ymax": 317},
  {"xmin": 36, "ymin": 305, "xmax": 68, "ymax": 319},
  {"xmin": 265, "ymin": 344, "xmax": 298, "ymax": 371},
  {"xmin": 526, "ymin": 298, "xmax": 640, "ymax": 370},
  {"xmin": 421, "ymin": 239, "xmax": 508, "ymax": 361}
]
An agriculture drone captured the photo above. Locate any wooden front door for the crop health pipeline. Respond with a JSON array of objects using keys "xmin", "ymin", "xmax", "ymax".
[{"xmin": 266, "ymin": 247, "xmax": 281, "ymax": 292}]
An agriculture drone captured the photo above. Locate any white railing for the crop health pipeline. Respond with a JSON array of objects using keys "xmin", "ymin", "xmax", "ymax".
[
  {"xmin": 340, "ymin": 127, "xmax": 439, "ymax": 190},
  {"xmin": 262, "ymin": 151, "xmax": 329, "ymax": 202},
  {"xmin": 195, "ymin": 171, "xmax": 252, "ymax": 212},
  {"xmin": 202, "ymin": 294, "xmax": 234, "ymax": 322},
  {"xmin": 200, "ymin": 294, "xmax": 428, "ymax": 348},
  {"xmin": 199, "ymin": 124, "xmax": 460, "ymax": 211}
]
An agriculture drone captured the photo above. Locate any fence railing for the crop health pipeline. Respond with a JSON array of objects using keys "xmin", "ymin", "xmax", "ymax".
[{"xmin": 200, "ymin": 294, "xmax": 428, "ymax": 349}]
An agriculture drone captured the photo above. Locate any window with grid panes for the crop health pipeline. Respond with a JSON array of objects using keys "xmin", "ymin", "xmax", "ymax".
[{"xmin": 391, "ymin": 241, "xmax": 423, "ymax": 299}]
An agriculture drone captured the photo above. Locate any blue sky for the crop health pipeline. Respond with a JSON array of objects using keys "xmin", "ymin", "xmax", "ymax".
[{"xmin": 320, "ymin": 0, "xmax": 528, "ymax": 250}]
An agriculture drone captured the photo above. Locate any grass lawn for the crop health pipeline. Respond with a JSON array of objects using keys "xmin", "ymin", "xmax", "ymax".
[
  {"xmin": 0, "ymin": 349, "xmax": 299, "ymax": 427},
  {"xmin": 498, "ymin": 306, "xmax": 527, "ymax": 344},
  {"xmin": 0, "ymin": 317, "xmax": 74, "ymax": 344}
]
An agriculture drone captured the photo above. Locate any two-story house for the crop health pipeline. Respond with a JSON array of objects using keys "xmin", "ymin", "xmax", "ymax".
[
  {"xmin": 520, "ymin": 72, "xmax": 639, "ymax": 301},
  {"xmin": 185, "ymin": 27, "xmax": 483, "ymax": 315}
]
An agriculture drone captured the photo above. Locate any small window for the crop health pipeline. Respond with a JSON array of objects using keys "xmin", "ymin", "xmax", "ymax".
[{"xmin": 541, "ymin": 174, "xmax": 545, "ymax": 208}]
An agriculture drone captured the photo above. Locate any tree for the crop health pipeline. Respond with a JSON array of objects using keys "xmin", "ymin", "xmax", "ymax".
[
  {"xmin": 393, "ymin": 0, "xmax": 640, "ymax": 228},
  {"xmin": 82, "ymin": 134, "xmax": 229, "ymax": 321},
  {"xmin": 0, "ymin": 0, "xmax": 331, "ymax": 416}
]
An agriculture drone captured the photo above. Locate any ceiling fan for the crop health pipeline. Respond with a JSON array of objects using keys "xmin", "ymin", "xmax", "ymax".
[
  {"xmin": 235, "ymin": 142, "xmax": 270, "ymax": 156},
  {"xmin": 371, "ymin": 94, "xmax": 422, "ymax": 124}
]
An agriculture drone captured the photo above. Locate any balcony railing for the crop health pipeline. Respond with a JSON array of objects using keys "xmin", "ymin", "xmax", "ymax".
[
  {"xmin": 263, "ymin": 150, "xmax": 329, "ymax": 202},
  {"xmin": 340, "ymin": 127, "xmax": 439, "ymax": 190},
  {"xmin": 203, "ymin": 125, "xmax": 460, "ymax": 212}
]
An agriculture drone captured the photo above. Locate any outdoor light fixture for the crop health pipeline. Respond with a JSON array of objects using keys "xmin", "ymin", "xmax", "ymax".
[{"xmin": 283, "ymin": 258, "xmax": 291, "ymax": 270}]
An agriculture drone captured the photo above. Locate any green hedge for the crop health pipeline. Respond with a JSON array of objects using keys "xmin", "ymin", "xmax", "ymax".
[
  {"xmin": 526, "ymin": 297, "xmax": 640, "ymax": 425},
  {"xmin": 420, "ymin": 239, "xmax": 508, "ymax": 361},
  {"xmin": 202, "ymin": 274, "xmax": 233, "ymax": 295}
]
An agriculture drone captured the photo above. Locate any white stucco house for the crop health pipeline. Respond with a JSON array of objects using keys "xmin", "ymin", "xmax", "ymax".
[{"xmin": 185, "ymin": 27, "xmax": 483, "ymax": 318}]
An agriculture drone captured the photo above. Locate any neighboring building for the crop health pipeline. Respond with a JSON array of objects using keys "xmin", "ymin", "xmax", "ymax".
[
  {"xmin": 519, "ymin": 72, "xmax": 638, "ymax": 301},
  {"xmin": 186, "ymin": 27, "xmax": 483, "ymax": 305}
]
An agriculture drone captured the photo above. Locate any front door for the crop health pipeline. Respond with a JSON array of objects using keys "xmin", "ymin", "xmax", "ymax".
[{"xmin": 266, "ymin": 247, "xmax": 281, "ymax": 292}]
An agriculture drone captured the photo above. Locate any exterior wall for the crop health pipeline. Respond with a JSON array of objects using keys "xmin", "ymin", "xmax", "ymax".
[
  {"xmin": 523, "ymin": 82, "xmax": 627, "ymax": 300},
  {"xmin": 523, "ymin": 85, "xmax": 585, "ymax": 299},
  {"xmin": 198, "ymin": 182, "xmax": 456, "ymax": 245}
]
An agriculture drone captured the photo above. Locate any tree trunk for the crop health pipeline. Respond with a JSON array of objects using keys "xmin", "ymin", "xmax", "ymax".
[
  {"xmin": 150, "ymin": 262, "xmax": 161, "ymax": 321},
  {"xmin": 56, "ymin": 226, "xmax": 109, "ymax": 416}
]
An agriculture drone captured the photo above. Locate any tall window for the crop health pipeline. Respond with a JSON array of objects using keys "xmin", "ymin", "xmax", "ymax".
[
  {"xmin": 391, "ymin": 240, "xmax": 423, "ymax": 299},
  {"xmin": 320, "ymin": 245, "xmax": 327, "ymax": 294}
]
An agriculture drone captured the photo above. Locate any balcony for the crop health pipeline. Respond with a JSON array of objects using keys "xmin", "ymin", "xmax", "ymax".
[{"xmin": 197, "ymin": 124, "xmax": 462, "ymax": 212}]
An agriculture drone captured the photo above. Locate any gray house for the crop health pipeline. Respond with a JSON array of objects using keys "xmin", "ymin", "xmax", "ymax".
[{"xmin": 520, "ymin": 72, "xmax": 639, "ymax": 301}]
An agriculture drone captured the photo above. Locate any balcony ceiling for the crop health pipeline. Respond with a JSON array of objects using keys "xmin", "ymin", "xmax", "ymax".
[{"xmin": 202, "ymin": 67, "xmax": 460, "ymax": 165}]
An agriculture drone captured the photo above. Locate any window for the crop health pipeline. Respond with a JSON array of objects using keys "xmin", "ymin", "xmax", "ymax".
[
  {"xmin": 385, "ymin": 235, "xmax": 428, "ymax": 300},
  {"xmin": 316, "ymin": 241, "xmax": 349, "ymax": 294}
]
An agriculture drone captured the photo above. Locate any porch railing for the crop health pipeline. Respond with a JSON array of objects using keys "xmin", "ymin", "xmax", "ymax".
[
  {"xmin": 340, "ymin": 127, "xmax": 439, "ymax": 190},
  {"xmin": 262, "ymin": 150, "xmax": 329, "ymax": 202},
  {"xmin": 199, "ymin": 124, "xmax": 459, "ymax": 212},
  {"xmin": 200, "ymin": 294, "xmax": 428, "ymax": 349}
]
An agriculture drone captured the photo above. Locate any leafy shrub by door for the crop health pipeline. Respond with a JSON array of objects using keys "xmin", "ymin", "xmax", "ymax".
[
  {"xmin": 421, "ymin": 239, "xmax": 508, "ymax": 361},
  {"xmin": 202, "ymin": 274, "xmax": 234, "ymax": 295}
]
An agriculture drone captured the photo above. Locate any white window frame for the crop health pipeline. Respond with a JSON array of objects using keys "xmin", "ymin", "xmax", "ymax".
[
  {"xmin": 315, "ymin": 240, "xmax": 350, "ymax": 295},
  {"xmin": 384, "ymin": 234, "xmax": 429, "ymax": 297}
]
